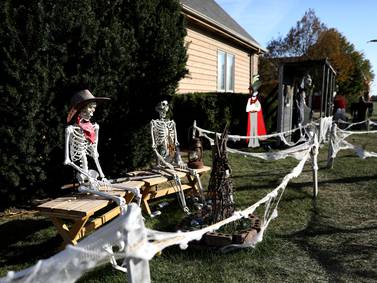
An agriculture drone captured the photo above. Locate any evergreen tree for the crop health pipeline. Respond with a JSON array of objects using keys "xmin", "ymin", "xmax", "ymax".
[{"xmin": 0, "ymin": 0, "xmax": 187, "ymax": 208}]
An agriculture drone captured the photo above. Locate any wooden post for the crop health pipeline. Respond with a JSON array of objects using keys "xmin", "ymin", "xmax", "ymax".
[
  {"xmin": 124, "ymin": 204, "xmax": 151, "ymax": 283},
  {"xmin": 326, "ymin": 123, "xmax": 336, "ymax": 169},
  {"xmin": 311, "ymin": 133, "xmax": 319, "ymax": 198}
]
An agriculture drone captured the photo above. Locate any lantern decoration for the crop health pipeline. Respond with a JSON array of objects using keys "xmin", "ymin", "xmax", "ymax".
[{"xmin": 188, "ymin": 137, "xmax": 204, "ymax": 169}]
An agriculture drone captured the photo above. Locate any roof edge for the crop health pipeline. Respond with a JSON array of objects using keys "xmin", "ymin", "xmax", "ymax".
[{"xmin": 182, "ymin": 4, "xmax": 266, "ymax": 53}]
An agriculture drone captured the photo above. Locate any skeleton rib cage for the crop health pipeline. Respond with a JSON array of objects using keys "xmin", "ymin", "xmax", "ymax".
[
  {"xmin": 151, "ymin": 119, "xmax": 177, "ymax": 161},
  {"xmin": 68, "ymin": 125, "xmax": 98, "ymax": 172}
]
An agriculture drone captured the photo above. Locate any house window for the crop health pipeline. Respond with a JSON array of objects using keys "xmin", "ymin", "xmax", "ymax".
[{"xmin": 217, "ymin": 50, "xmax": 235, "ymax": 92}]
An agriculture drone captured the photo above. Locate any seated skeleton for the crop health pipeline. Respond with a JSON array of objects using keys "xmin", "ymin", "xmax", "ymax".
[
  {"xmin": 150, "ymin": 101, "xmax": 205, "ymax": 213},
  {"xmin": 150, "ymin": 100, "xmax": 186, "ymax": 170},
  {"xmin": 64, "ymin": 90, "xmax": 140, "ymax": 207}
]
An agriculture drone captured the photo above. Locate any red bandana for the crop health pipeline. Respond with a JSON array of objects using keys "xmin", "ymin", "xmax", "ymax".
[{"xmin": 77, "ymin": 116, "xmax": 96, "ymax": 144}]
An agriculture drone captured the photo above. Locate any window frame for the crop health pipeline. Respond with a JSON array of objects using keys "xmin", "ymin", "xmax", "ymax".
[{"xmin": 217, "ymin": 50, "xmax": 235, "ymax": 92}]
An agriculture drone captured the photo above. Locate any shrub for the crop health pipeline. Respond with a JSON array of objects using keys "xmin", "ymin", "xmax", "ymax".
[{"xmin": 0, "ymin": 0, "xmax": 187, "ymax": 208}]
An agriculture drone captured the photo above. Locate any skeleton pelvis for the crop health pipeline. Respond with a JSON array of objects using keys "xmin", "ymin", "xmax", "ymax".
[{"xmin": 76, "ymin": 169, "xmax": 99, "ymax": 183}]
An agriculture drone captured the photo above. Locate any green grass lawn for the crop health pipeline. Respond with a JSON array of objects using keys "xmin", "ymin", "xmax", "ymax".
[{"xmin": 1, "ymin": 133, "xmax": 377, "ymax": 282}]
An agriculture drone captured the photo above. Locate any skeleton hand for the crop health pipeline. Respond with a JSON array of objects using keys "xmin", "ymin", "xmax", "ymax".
[
  {"xmin": 178, "ymin": 160, "xmax": 187, "ymax": 169},
  {"xmin": 88, "ymin": 177, "xmax": 100, "ymax": 191},
  {"xmin": 101, "ymin": 177, "xmax": 111, "ymax": 184},
  {"xmin": 166, "ymin": 163, "xmax": 175, "ymax": 170}
]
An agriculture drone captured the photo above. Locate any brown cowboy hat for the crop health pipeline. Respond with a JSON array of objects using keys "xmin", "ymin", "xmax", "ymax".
[{"xmin": 67, "ymin": 89, "xmax": 110, "ymax": 123}]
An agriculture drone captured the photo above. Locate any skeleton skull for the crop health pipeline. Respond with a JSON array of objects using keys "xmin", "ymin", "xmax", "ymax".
[
  {"xmin": 80, "ymin": 102, "xmax": 97, "ymax": 121},
  {"xmin": 300, "ymin": 74, "xmax": 312, "ymax": 90},
  {"xmin": 155, "ymin": 100, "xmax": 169, "ymax": 119}
]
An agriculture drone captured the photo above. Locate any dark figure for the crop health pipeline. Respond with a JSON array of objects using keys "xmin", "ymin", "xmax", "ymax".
[{"xmin": 354, "ymin": 95, "xmax": 369, "ymax": 122}]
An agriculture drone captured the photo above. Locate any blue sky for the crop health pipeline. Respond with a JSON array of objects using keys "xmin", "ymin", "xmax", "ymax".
[{"xmin": 216, "ymin": 0, "xmax": 377, "ymax": 96}]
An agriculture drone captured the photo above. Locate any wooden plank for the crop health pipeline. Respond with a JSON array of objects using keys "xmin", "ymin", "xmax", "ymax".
[
  {"xmin": 44, "ymin": 202, "xmax": 97, "ymax": 217},
  {"xmin": 70, "ymin": 218, "xmax": 90, "ymax": 242},
  {"xmin": 193, "ymin": 165, "xmax": 211, "ymax": 174},
  {"xmin": 143, "ymin": 184, "xmax": 192, "ymax": 200},
  {"xmin": 187, "ymin": 51, "xmax": 217, "ymax": 65},
  {"xmin": 37, "ymin": 199, "xmax": 91, "ymax": 217},
  {"xmin": 52, "ymin": 196, "xmax": 98, "ymax": 212},
  {"xmin": 186, "ymin": 60, "xmax": 217, "ymax": 72},
  {"xmin": 182, "ymin": 71, "xmax": 216, "ymax": 80},
  {"xmin": 187, "ymin": 47, "xmax": 217, "ymax": 60},
  {"xmin": 178, "ymin": 79, "xmax": 216, "ymax": 88},
  {"xmin": 40, "ymin": 197, "xmax": 110, "ymax": 218},
  {"xmin": 180, "ymin": 80, "xmax": 217, "ymax": 89},
  {"xmin": 142, "ymin": 198, "xmax": 152, "ymax": 216},
  {"xmin": 178, "ymin": 85, "xmax": 216, "ymax": 93},
  {"xmin": 50, "ymin": 217, "xmax": 76, "ymax": 246},
  {"xmin": 164, "ymin": 169, "xmax": 186, "ymax": 178},
  {"xmin": 142, "ymin": 176, "xmax": 169, "ymax": 187},
  {"xmin": 124, "ymin": 171, "xmax": 150, "ymax": 176},
  {"xmin": 81, "ymin": 206, "xmax": 121, "ymax": 235},
  {"xmin": 186, "ymin": 29, "xmax": 250, "ymax": 57},
  {"xmin": 118, "ymin": 180, "xmax": 145, "ymax": 189},
  {"xmin": 38, "ymin": 210, "xmax": 85, "ymax": 220},
  {"xmin": 73, "ymin": 199, "xmax": 113, "ymax": 216},
  {"xmin": 101, "ymin": 181, "xmax": 144, "ymax": 192},
  {"xmin": 37, "ymin": 196, "xmax": 80, "ymax": 210}
]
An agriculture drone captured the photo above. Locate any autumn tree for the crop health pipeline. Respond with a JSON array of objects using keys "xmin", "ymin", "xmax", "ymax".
[
  {"xmin": 308, "ymin": 28, "xmax": 374, "ymax": 101},
  {"xmin": 260, "ymin": 9, "xmax": 374, "ymax": 103},
  {"xmin": 266, "ymin": 9, "xmax": 326, "ymax": 58}
]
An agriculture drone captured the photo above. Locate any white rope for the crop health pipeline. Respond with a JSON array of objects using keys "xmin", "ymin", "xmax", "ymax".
[
  {"xmin": 338, "ymin": 119, "xmax": 377, "ymax": 131},
  {"xmin": 194, "ymin": 123, "xmax": 310, "ymax": 147},
  {"xmin": 329, "ymin": 123, "xmax": 377, "ymax": 159},
  {"xmin": 227, "ymin": 142, "xmax": 311, "ymax": 161},
  {"xmin": 195, "ymin": 122, "xmax": 313, "ymax": 161},
  {"xmin": 338, "ymin": 128, "xmax": 377, "ymax": 135}
]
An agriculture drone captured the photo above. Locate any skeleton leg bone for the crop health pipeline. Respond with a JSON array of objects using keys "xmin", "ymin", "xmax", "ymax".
[
  {"xmin": 153, "ymin": 167, "xmax": 190, "ymax": 214},
  {"xmin": 78, "ymin": 185, "xmax": 127, "ymax": 212},
  {"xmin": 175, "ymin": 167, "xmax": 205, "ymax": 202},
  {"xmin": 79, "ymin": 177, "xmax": 142, "ymax": 209}
]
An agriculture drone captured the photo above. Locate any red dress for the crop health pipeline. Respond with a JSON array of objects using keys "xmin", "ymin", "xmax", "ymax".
[{"xmin": 246, "ymin": 97, "xmax": 267, "ymax": 144}]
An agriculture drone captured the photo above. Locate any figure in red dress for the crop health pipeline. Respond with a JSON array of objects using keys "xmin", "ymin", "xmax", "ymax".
[{"xmin": 246, "ymin": 75, "xmax": 266, "ymax": 148}]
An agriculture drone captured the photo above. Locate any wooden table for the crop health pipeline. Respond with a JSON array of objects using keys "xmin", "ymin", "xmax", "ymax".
[
  {"xmin": 137, "ymin": 166, "xmax": 211, "ymax": 216},
  {"xmin": 36, "ymin": 181, "xmax": 144, "ymax": 248},
  {"xmin": 36, "ymin": 166, "xmax": 211, "ymax": 246}
]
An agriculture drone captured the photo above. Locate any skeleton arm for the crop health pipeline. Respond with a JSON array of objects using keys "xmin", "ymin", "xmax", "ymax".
[
  {"xmin": 150, "ymin": 120, "xmax": 157, "ymax": 150},
  {"xmin": 172, "ymin": 121, "xmax": 185, "ymax": 168},
  {"xmin": 92, "ymin": 123, "xmax": 106, "ymax": 180}
]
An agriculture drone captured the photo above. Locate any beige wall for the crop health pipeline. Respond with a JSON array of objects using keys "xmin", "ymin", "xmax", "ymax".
[{"xmin": 177, "ymin": 25, "xmax": 258, "ymax": 94}]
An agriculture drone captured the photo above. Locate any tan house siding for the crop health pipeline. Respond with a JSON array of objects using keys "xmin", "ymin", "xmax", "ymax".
[
  {"xmin": 251, "ymin": 54, "xmax": 259, "ymax": 75},
  {"xmin": 178, "ymin": 25, "xmax": 256, "ymax": 94}
]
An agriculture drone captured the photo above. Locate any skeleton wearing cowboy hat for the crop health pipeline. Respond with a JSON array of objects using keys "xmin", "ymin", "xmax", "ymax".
[{"xmin": 64, "ymin": 89, "xmax": 140, "ymax": 206}]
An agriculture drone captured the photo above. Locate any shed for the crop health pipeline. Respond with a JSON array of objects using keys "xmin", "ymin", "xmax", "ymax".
[{"xmin": 277, "ymin": 58, "xmax": 336, "ymax": 135}]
